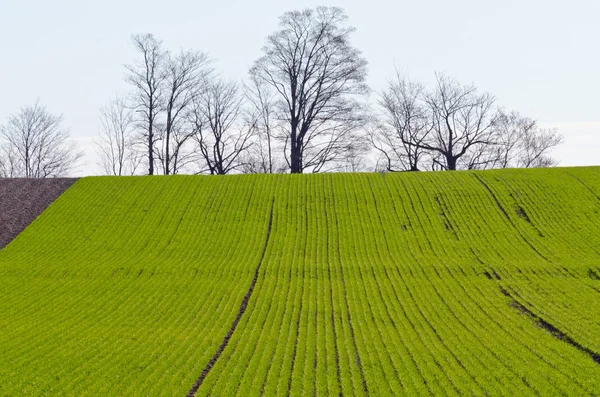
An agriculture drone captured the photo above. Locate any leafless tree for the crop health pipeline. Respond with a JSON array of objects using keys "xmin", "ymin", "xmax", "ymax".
[
  {"xmin": 190, "ymin": 79, "xmax": 254, "ymax": 174},
  {"xmin": 95, "ymin": 96, "xmax": 142, "ymax": 176},
  {"xmin": 244, "ymin": 75, "xmax": 280, "ymax": 173},
  {"xmin": 0, "ymin": 142, "xmax": 22, "ymax": 177},
  {"xmin": 460, "ymin": 110, "xmax": 563, "ymax": 169},
  {"xmin": 250, "ymin": 6, "xmax": 369, "ymax": 173},
  {"xmin": 420, "ymin": 73, "xmax": 498, "ymax": 171},
  {"xmin": 516, "ymin": 124, "xmax": 563, "ymax": 168},
  {"xmin": 125, "ymin": 33, "xmax": 165, "ymax": 175},
  {"xmin": 0, "ymin": 101, "xmax": 82, "ymax": 178},
  {"xmin": 157, "ymin": 49, "xmax": 213, "ymax": 175},
  {"xmin": 372, "ymin": 74, "xmax": 431, "ymax": 171}
]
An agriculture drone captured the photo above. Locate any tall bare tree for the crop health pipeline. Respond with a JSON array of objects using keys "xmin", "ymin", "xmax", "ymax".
[
  {"xmin": 158, "ymin": 49, "xmax": 213, "ymax": 175},
  {"xmin": 95, "ymin": 96, "xmax": 142, "ymax": 176},
  {"xmin": 125, "ymin": 33, "xmax": 165, "ymax": 175},
  {"xmin": 372, "ymin": 74, "xmax": 431, "ymax": 171},
  {"xmin": 250, "ymin": 6, "xmax": 369, "ymax": 173},
  {"xmin": 0, "ymin": 101, "xmax": 82, "ymax": 178},
  {"xmin": 190, "ymin": 79, "xmax": 254, "ymax": 174},
  {"xmin": 420, "ymin": 73, "xmax": 498, "ymax": 171}
]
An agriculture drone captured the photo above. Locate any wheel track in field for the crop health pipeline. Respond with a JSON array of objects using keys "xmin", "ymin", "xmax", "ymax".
[
  {"xmin": 472, "ymin": 174, "xmax": 551, "ymax": 262},
  {"xmin": 186, "ymin": 198, "xmax": 275, "ymax": 397},
  {"xmin": 500, "ymin": 286, "xmax": 600, "ymax": 366}
]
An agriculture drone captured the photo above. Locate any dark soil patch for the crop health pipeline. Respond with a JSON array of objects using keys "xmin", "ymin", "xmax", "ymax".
[
  {"xmin": 483, "ymin": 268, "xmax": 502, "ymax": 281},
  {"xmin": 0, "ymin": 178, "xmax": 76, "ymax": 250},
  {"xmin": 589, "ymin": 269, "xmax": 600, "ymax": 280},
  {"xmin": 434, "ymin": 196, "xmax": 459, "ymax": 240}
]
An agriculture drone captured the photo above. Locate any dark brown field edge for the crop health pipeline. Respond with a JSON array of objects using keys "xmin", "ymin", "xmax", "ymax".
[
  {"xmin": 186, "ymin": 199, "xmax": 275, "ymax": 397},
  {"xmin": 0, "ymin": 178, "xmax": 77, "ymax": 250}
]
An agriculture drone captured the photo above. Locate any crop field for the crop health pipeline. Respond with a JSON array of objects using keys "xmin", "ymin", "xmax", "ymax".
[{"xmin": 0, "ymin": 167, "xmax": 600, "ymax": 396}]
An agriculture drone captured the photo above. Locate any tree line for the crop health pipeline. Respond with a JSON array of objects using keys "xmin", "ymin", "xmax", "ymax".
[{"xmin": 0, "ymin": 6, "xmax": 562, "ymax": 178}]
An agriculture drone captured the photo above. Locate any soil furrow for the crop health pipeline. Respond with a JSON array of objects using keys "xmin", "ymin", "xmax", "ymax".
[{"xmin": 186, "ymin": 199, "xmax": 275, "ymax": 397}]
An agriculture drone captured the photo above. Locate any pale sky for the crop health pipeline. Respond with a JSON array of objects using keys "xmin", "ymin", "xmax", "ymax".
[{"xmin": 1, "ymin": 0, "xmax": 598, "ymax": 175}]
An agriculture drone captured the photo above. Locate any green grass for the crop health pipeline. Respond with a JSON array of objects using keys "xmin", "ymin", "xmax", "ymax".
[{"xmin": 1, "ymin": 167, "xmax": 600, "ymax": 396}]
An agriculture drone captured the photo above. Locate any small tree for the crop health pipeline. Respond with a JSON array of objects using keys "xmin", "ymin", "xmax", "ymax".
[
  {"xmin": 244, "ymin": 75, "xmax": 279, "ymax": 174},
  {"xmin": 421, "ymin": 73, "xmax": 497, "ymax": 171},
  {"xmin": 190, "ymin": 79, "xmax": 254, "ymax": 174},
  {"xmin": 0, "ymin": 101, "xmax": 81, "ymax": 178},
  {"xmin": 461, "ymin": 110, "xmax": 563, "ymax": 169},
  {"xmin": 372, "ymin": 74, "xmax": 430, "ymax": 171},
  {"xmin": 95, "ymin": 96, "xmax": 142, "ymax": 176},
  {"xmin": 158, "ymin": 49, "xmax": 212, "ymax": 175}
]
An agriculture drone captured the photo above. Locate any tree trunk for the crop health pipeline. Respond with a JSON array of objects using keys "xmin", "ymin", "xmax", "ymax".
[
  {"xmin": 148, "ymin": 101, "xmax": 154, "ymax": 175},
  {"xmin": 290, "ymin": 143, "xmax": 302, "ymax": 173},
  {"xmin": 289, "ymin": 122, "xmax": 302, "ymax": 173},
  {"xmin": 446, "ymin": 155, "xmax": 457, "ymax": 171},
  {"xmin": 148, "ymin": 122, "xmax": 154, "ymax": 175}
]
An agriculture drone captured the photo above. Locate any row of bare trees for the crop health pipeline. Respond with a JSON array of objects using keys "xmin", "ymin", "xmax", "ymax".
[
  {"xmin": 98, "ymin": 32, "xmax": 263, "ymax": 176},
  {"xmin": 97, "ymin": 7, "xmax": 374, "ymax": 176},
  {"xmin": 0, "ymin": 6, "xmax": 563, "ymax": 179},
  {"xmin": 369, "ymin": 72, "xmax": 563, "ymax": 172},
  {"xmin": 98, "ymin": 6, "xmax": 561, "ymax": 176}
]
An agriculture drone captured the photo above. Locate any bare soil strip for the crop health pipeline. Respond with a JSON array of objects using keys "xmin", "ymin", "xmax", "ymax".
[
  {"xmin": 0, "ymin": 178, "xmax": 77, "ymax": 250},
  {"xmin": 501, "ymin": 287, "xmax": 600, "ymax": 366},
  {"xmin": 186, "ymin": 200, "xmax": 275, "ymax": 397}
]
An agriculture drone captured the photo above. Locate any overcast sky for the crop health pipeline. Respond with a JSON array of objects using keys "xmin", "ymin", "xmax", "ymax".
[{"xmin": 1, "ymin": 0, "xmax": 598, "ymax": 175}]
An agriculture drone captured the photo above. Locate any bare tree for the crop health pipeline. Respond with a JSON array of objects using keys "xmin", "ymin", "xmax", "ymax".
[
  {"xmin": 244, "ymin": 74, "xmax": 279, "ymax": 173},
  {"xmin": 250, "ymin": 6, "xmax": 369, "ymax": 173},
  {"xmin": 517, "ymin": 125, "xmax": 563, "ymax": 168},
  {"xmin": 95, "ymin": 96, "xmax": 142, "ymax": 176},
  {"xmin": 0, "ymin": 101, "xmax": 82, "ymax": 178},
  {"xmin": 372, "ymin": 74, "xmax": 431, "ymax": 171},
  {"xmin": 190, "ymin": 79, "xmax": 254, "ymax": 175},
  {"xmin": 461, "ymin": 110, "xmax": 563, "ymax": 169},
  {"xmin": 0, "ymin": 142, "xmax": 22, "ymax": 177},
  {"xmin": 125, "ymin": 33, "xmax": 165, "ymax": 175},
  {"xmin": 420, "ymin": 73, "xmax": 497, "ymax": 171},
  {"xmin": 157, "ymin": 49, "xmax": 213, "ymax": 175}
]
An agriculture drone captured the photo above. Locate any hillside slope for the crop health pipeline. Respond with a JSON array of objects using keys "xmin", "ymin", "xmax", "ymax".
[{"xmin": 0, "ymin": 168, "xmax": 600, "ymax": 396}]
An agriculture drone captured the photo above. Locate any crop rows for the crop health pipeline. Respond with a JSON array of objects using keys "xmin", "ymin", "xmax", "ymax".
[{"xmin": 0, "ymin": 167, "xmax": 599, "ymax": 395}]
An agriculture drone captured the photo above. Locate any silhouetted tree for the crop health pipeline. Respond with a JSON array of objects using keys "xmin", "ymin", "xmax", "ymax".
[
  {"xmin": 190, "ymin": 79, "xmax": 254, "ymax": 174},
  {"xmin": 371, "ymin": 74, "xmax": 430, "ymax": 171},
  {"xmin": 420, "ymin": 73, "xmax": 497, "ymax": 171},
  {"xmin": 158, "ymin": 49, "xmax": 213, "ymax": 175},
  {"xmin": 250, "ymin": 6, "xmax": 369, "ymax": 173},
  {"xmin": 125, "ymin": 34, "xmax": 164, "ymax": 175}
]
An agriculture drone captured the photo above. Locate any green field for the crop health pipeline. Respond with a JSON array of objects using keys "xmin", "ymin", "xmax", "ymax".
[{"xmin": 1, "ymin": 167, "xmax": 600, "ymax": 396}]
